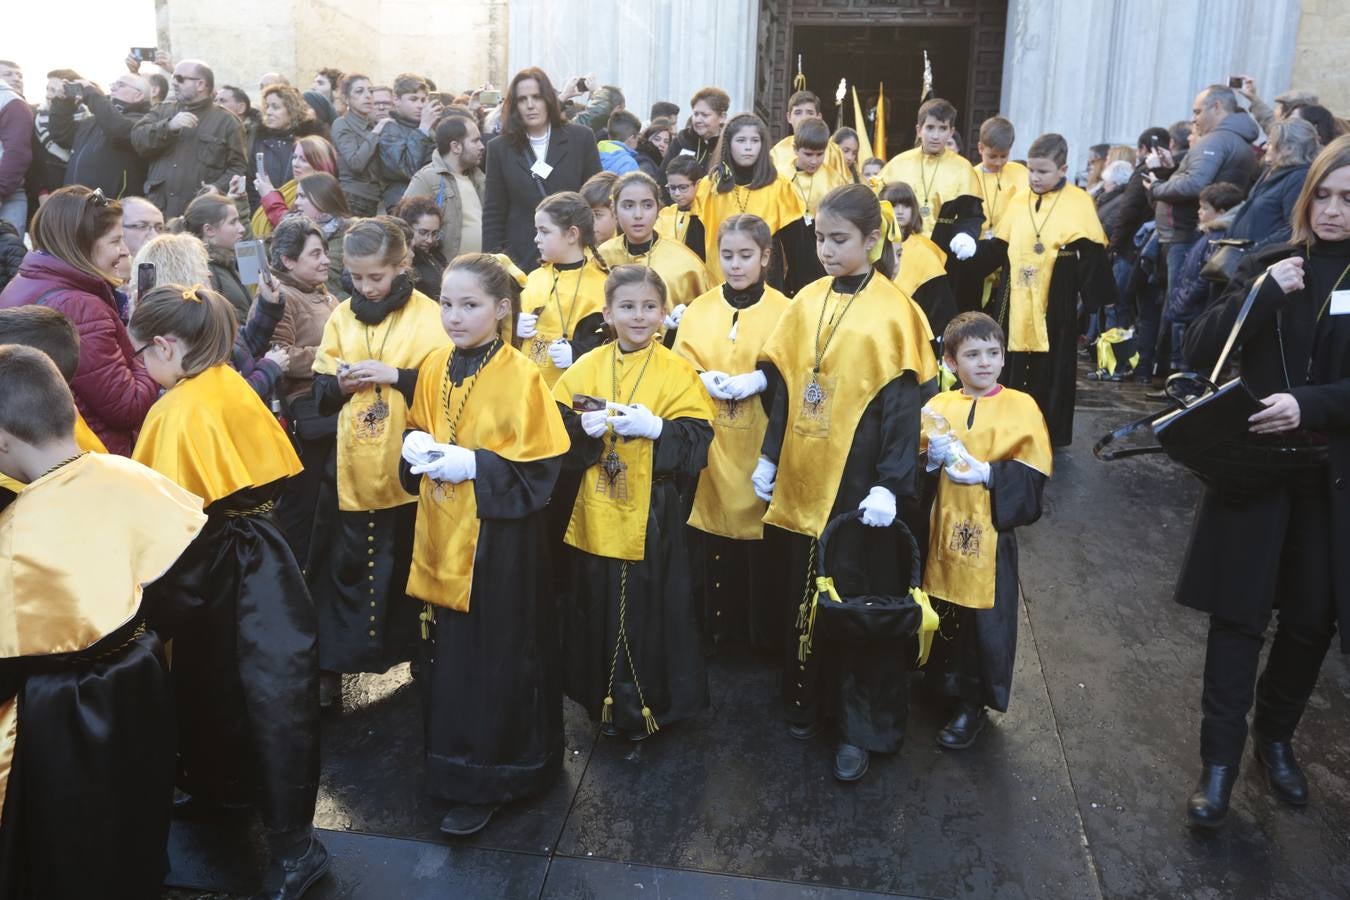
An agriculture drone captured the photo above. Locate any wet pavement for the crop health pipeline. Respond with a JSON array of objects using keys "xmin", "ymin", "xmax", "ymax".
[{"xmin": 165, "ymin": 378, "xmax": 1350, "ymax": 899}]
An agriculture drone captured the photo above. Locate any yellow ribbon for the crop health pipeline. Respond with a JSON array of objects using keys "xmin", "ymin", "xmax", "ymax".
[
  {"xmin": 181, "ymin": 284, "xmax": 205, "ymax": 303},
  {"xmin": 1095, "ymin": 327, "xmax": 1140, "ymax": 376},
  {"xmin": 799, "ymin": 574, "xmax": 938, "ymax": 666},
  {"xmin": 868, "ymin": 200, "xmax": 897, "ymax": 265},
  {"xmin": 911, "ymin": 586, "xmax": 937, "ymax": 666}
]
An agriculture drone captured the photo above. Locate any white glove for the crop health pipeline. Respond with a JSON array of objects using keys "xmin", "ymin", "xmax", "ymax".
[
  {"xmin": 608, "ymin": 402, "xmax": 663, "ymax": 440},
  {"xmin": 949, "ymin": 232, "xmax": 977, "ymax": 261},
  {"xmin": 858, "ymin": 485, "xmax": 897, "ymax": 527},
  {"xmin": 410, "ymin": 444, "xmax": 477, "ymax": 483},
  {"xmin": 516, "ymin": 311, "xmax": 538, "ymax": 339},
  {"xmin": 547, "ymin": 339, "xmax": 574, "ymax": 369},
  {"xmin": 663, "ymin": 303, "xmax": 687, "ymax": 330},
  {"xmin": 751, "ymin": 456, "xmax": 777, "ymax": 502},
  {"xmin": 944, "ymin": 446, "xmax": 991, "ymax": 485},
  {"xmin": 580, "ymin": 408, "xmax": 610, "ymax": 438},
  {"xmin": 925, "ymin": 432, "xmax": 955, "ymax": 472},
  {"xmin": 401, "ymin": 430, "xmax": 439, "ymax": 466},
  {"xmin": 720, "ymin": 370, "xmax": 767, "ymax": 400},
  {"xmin": 700, "ymin": 370, "xmax": 732, "ymax": 400}
]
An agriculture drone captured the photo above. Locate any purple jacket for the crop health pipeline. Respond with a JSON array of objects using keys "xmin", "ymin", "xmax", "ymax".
[{"xmin": 0, "ymin": 82, "xmax": 34, "ymax": 200}]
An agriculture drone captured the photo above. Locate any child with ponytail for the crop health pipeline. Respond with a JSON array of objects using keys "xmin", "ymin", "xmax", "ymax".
[{"xmin": 130, "ymin": 283, "xmax": 327, "ymax": 895}]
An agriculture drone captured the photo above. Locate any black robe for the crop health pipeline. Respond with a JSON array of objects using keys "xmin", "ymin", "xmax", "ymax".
[
  {"xmin": 761, "ymin": 366, "xmax": 924, "ymax": 752},
  {"xmin": 970, "ymin": 236, "xmax": 1117, "ymax": 447},
  {"xmin": 910, "ymin": 275, "xmax": 959, "ymax": 346},
  {"xmin": 925, "ymin": 458, "xmax": 1047, "ymax": 712},
  {"xmin": 558, "ymin": 406, "xmax": 713, "ymax": 734},
  {"xmin": 145, "ymin": 480, "xmax": 320, "ymax": 838},
  {"xmin": 0, "ymin": 620, "xmax": 175, "ymax": 899},
  {"xmin": 309, "ymin": 371, "xmax": 421, "ymax": 673},
  {"xmin": 398, "ymin": 351, "xmax": 567, "ymax": 806}
]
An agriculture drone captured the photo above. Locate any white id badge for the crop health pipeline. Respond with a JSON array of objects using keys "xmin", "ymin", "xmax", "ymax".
[
  {"xmin": 679, "ymin": 148, "xmax": 695, "ymax": 157},
  {"xmin": 1329, "ymin": 290, "xmax": 1350, "ymax": 316},
  {"xmin": 530, "ymin": 159, "xmax": 554, "ymax": 180}
]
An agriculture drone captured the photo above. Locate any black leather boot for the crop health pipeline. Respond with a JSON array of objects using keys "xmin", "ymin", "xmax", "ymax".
[
  {"xmin": 252, "ymin": 836, "xmax": 330, "ymax": 900},
  {"xmin": 787, "ymin": 721, "xmax": 819, "ymax": 741},
  {"xmin": 1252, "ymin": 734, "xmax": 1309, "ymax": 807},
  {"xmin": 1186, "ymin": 763, "xmax": 1237, "ymax": 828},
  {"xmin": 440, "ymin": 803, "xmax": 500, "ymax": 837},
  {"xmin": 936, "ymin": 703, "xmax": 988, "ymax": 750},
  {"xmin": 832, "ymin": 743, "xmax": 869, "ymax": 782}
]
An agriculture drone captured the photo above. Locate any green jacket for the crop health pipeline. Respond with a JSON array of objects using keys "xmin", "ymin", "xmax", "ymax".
[
  {"xmin": 403, "ymin": 156, "xmax": 486, "ymax": 261},
  {"xmin": 131, "ymin": 99, "xmax": 247, "ymax": 217}
]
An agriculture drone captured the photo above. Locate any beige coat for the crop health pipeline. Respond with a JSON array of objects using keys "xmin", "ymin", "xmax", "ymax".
[
  {"xmin": 252, "ymin": 279, "xmax": 339, "ymax": 401},
  {"xmin": 403, "ymin": 156, "xmax": 486, "ymax": 262}
]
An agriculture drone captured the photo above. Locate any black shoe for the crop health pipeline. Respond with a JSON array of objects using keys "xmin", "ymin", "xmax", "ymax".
[
  {"xmin": 599, "ymin": 723, "xmax": 620, "ymax": 737},
  {"xmin": 832, "ymin": 743, "xmax": 869, "ymax": 782},
  {"xmin": 1186, "ymin": 763, "xmax": 1237, "ymax": 829},
  {"xmin": 787, "ymin": 721, "xmax": 818, "ymax": 741},
  {"xmin": 1252, "ymin": 735, "xmax": 1309, "ymax": 807},
  {"xmin": 252, "ymin": 837, "xmax": 330, "ymax": 900},
  {"xmin": 937, "ymin": 704, "xmax": 988, "ymax": 750},
  {"xmin": 439, "ymin": 803, "xmax": 500, "ymax": 837}
]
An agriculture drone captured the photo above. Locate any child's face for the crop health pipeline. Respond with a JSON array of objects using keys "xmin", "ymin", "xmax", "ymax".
[
  {"xmin": 917, "ymin": 116, "xmax": 954, "ymax": 155},
  {"xmin": 719, "ymin": 231, "xmax": 770, "ymax": 291},
  {"xmin": 666, "ymin": 174, "xmax": 696, "ymax": 211},
  {"xmin": 837, "ymin": 136, "xmax": 859, "ymax": 168},
  {"xmin": 794, "ymin": 145, "xmax": 825, "ymax": 174},
  {"xmin": 1026, "ymin": 157, "xmax": 1067, "ymax": 194},
  {"xmin": 412, "ymin": 213, "xmax": 442, "ymax": 252},
  {"xmin": 591, "ymin": 205, "xmax": 616, "ymax": 244},
  {"xmin": 346, "ymin": 254, "xmax": 402, "ymax": 301},
  {"xmin": 945, "ymin": 336, "xmax": 1004, "ymax": 395},
  {"xmin": 533, "ymin": 211, "xmax": 580, "ymax": 264},
  {"xmin": 786, "ymin": 102, "xmax": 819, "ymax": 131},
  {"xmin": 729, "ymin": 125, "xmax": 762, "ymax": 168},
  {"xmin": 615, "ymin": 184, "xmax": 659, "ymax": 244},
  {"xmin": 439, "ymin": 269, "xmax": 509, "ymax": 349},
  {"xmin": 603, "ymin": 282, "xmax": 664, "ymax": 351},
  {"xmin": 978, "ymin": 142, "xmax": 1009, "ymax": 172},
  {"xmin": 862, "ymin": 161, "xmax": 883, "ymax": 179},
  {"xmin": 893, "ymin": 203, "xmax": 913, "ymax": 230},
  {"xmin": 814, "ymin": 209, "xmax": 877, "ymax": 277},
  {"xmin": 1197, "ymin": 200, "xmax": 1218, "ymax": 226},
  {"xmin": 394, "ymin": 89, "xmax": 427, "ymax": 121}
]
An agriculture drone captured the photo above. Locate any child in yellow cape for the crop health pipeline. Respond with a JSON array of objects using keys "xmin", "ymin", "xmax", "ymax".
[
  {"xmin": 755, "ymin": 184, "xmax": 938, "ymax": 784},
  {"xmin": 919, "ymin": 312, "xmax": 1051, "ymax": 751},
  {"xmin": 880, "ymin": 181, "xmax": 958, "ymax": 341},
  {"xmin": 672, "ymin": 214, "xmax": 791, "ymax": 650},
  {"xmin": 399, "ymin": 253, "xmax": 570, "ymax": 838},
  {"xmin": 129, "ymin": 283, "xmax": 327, "ymax": 895},
  {"xmin": 553, "ymin": 265, "xmax": 715, "ymax": 740}
]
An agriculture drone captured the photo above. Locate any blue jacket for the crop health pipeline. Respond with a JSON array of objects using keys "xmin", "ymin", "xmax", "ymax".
[
  {"xmin": 1166, "ymin": 208, "xmax": 1237, "ymax": 325},
  {"xmin": 598, "ymin": 139, "xmax": 639, "ymax": 175},
  {"xmin": 1227, "ymin": 163, "xmax": 1309, "ymax": 252}
]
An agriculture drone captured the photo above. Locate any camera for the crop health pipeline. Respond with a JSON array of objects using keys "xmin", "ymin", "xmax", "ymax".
[
  {"xmin": 478, "ymin": 89, "xmax": 502, "ymax": 107},
  {"xmin": 1227, "ymin": 75, "xmax": 1244, "ymax": 90},
  {"xmin": 62, "ymin": 82, "xmax": 83, "ymax": 99}
]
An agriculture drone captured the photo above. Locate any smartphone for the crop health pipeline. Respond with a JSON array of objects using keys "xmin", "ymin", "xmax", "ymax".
[
  {"xmin": 572, "ymin": 393, "xmax": 606, "ymax": 413},
  {"xmin": 253, "ymin": 241, "xmax": 275, "ymax": 289},
  {"xmin": 233, "ymin": 239, "xmax": 265, "ymax": 286},
  {"xmin": 130, "ymin": 47, "xmax": 157, "ymax": 63},
  {"xmin": 1227, "ymin": 75, "xmax": 1244, "ymax": 89},
  {"xmin": 136, "ymin": 262, "xmax": 156, "ymax": 296},
  {"xmin": 62, "ymin": 82, "xmax": 82, "ymax": 99},
  {"xmin": 255, "ymin": 152, "xmax": 266, "ymax": 176},
  {"xmin": 478, "ymin": 89, "xmax": 501, "ymax": 106}
]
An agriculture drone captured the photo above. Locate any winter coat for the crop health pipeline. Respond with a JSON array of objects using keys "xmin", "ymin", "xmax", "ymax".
[
  {"xmin": 403, "ymin": 155, "xmax": 486, "ymax": 261},
  {"xmin": 1094, "ymin": 183, "xmax": 1127, "ymax": 241},
  {"xmin": 252, "ymin": 276, "xmax": 339, "ymax": 402},
  {"xmin": 49, "ymin": 91, "xmax": 151, "ymax": 198},
  {"xmin": 572, "ymin": 86, "xmax": 623, "ymax": 135},
  {"xmin": 1165, "ymin": 207, "xmax": 1236, "ymax": 326},
  {"xmin": 661, "ymin": 125, "xmax": 717, "ymax": 170},
  {"xmin": 131, "ymin": 99, "xmax": 248, "ymax": 217},
  {"xmin": 634, "ymin": 139, "xmax": 663, "ymax": 181},
  {"xmin": 1227, "ymin": 163, "xmax": 1310, "ymax": 253},
  {"xmin": 377, "ymin": 115, "xmax": 434, "ymax": 208},
  {"xmin": 207, "ymin": 244, "xmax": 253, "ymax": 324},
  {"xmin": 1108, "ymin": 163, "xmax": 1155, "ymax": 261},
  {"xmin": 0, "ymin": 220, "xmax": 24, "ymax": 292},
  {"xmin": 332, "ymin": 110, "xmax": 382, "ymax": 213},
  {"xmin": 0, "ymin": 251, "xmax": 159, "ymax": 454},
  {"xmin": 1151, "ymin": 112, "xmax": 1260, "ymax": 243},
  {"xmin": 598, "ymin": 139, "xmax": 639, "ymax": 175},
  {"xmin": 0, "ymin": 80, "xmax": 33, "ymax": 203}
]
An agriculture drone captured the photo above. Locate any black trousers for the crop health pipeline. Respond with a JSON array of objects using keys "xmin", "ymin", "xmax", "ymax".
[{"xmin": 1199, "ymin": 475, "xmax": 1336, "ymax": 766}]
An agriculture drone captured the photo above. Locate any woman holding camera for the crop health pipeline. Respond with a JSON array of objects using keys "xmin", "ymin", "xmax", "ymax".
[{"xmin": 1176, "ymin": 135, "xmax": 1350, "ymax": 828}]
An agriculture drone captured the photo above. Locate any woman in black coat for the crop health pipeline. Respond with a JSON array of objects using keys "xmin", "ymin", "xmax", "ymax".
[
  {"xmin": 1176, "ymin": 134, "xmax": 1350, "ymax": 828},
  {"xmin": 481, "ymin": 67, "xmax": 601, "ymax": 272}
]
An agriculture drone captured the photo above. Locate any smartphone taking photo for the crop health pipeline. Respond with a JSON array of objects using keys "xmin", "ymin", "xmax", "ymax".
[{"xmin": 136, "ymin": 262, "xmax": 156, "ymax": 296}]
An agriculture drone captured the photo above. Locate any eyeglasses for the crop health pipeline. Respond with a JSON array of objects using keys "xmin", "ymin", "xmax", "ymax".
[
  {"xmin": 173, "ymin": 74, "xmax": 203, "ymax": 84},
  {"xmin": 667, "ymin": 184, "xmax": 696, "ymax": 194},
  {"xmin": 132, "ymin": 335, "xmax": 175, "ymax": 356},
  {"xmin": 124, "ymin": 221, "xmax": 166, "ymax": 233}
]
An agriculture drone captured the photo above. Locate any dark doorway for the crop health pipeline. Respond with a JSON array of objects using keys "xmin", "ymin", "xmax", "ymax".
[{"xmin": 790, "ymin": 25, "xmax": 972, "ymax": 159}]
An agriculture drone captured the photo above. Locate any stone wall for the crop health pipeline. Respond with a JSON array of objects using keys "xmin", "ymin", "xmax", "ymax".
[{"xmin": 1290, "ymin": 0, "xmax": 1350, "ymax": 115}]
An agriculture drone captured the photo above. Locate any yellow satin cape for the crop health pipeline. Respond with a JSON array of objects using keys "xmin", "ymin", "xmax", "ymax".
[
  {"xmin": 771, "ymin": 138, "xmax": 853, "ymax": 218},
  {"xmin": 0, "ymin": 411, "xmax": 107, "ymax": 495},
  {"xmin": 693, "ymin": 175, "xmax": 805, "ymax": 283},
  {"xmin": 894, "ymin": 231, "xmax": 949, "ymax": 299},
  {"xmin": 976, "ymin": 161, "xmax": 1029, "ymax": 236},
  {"xmin": 921, "ymin": 387, "xmax": 1051, "ymax": 609},
  {"xmin": 133, "ymin": 364, "xmax": 301, "ymax": 506},
  {"xmin": 672, "ymin": 284, "xmax": 791, "ymax": 539},
  {"xmin": 597, "ymin": 235, "xmax": 710, "ymax": 310},
  {"xmin": 313, "ymin": 291, "xmax": 449, "ymax": 511},
  {"xmin": 995, "ymin": 183, "xmax": 1106, "ymax": 352},
  {"xmin": 520, "ymin": 261, "xmax": 609, "ymax": 387},
  {"xmin": 877, "ymin": 147, "xmax": 981, "ymax": 238},
  {"xmin": 761, "ymin": 274, "xmax": 937, "ymax": 537},
  {"xmin": 405, "ymin": 344, "xmax": 570, "ymax": 611},
  {"xmin": 0, "ymin": 453, "xmax": 205, "ymax": 821},
  {"xmin": 553, "ymin": 341, "xmax": 713, "ymax": 561},
  {"xmin": 654, "ymin": 204, "xmax": 693, "ymax": 245}
]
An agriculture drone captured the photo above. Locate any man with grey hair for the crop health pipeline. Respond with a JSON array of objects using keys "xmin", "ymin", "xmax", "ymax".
[
  {"xmin": 50, "ymin": 72, "xmax": 154, "ymax": 198},
  {"xmin": 131, "ymin": 59, "xmax": 246, "ymax": 216}
]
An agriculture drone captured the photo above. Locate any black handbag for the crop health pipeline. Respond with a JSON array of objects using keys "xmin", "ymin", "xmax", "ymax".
[
  {"xmin": 1094, "ymin": 272, "xmax": 1328, "ymax": 499},
  {"xmin": 1199, "ymin": 238, "xmax": 1252, "ymax": 284},
  {"xmin": 798, "ymin": 509, "xmax": 938, "ymax": 667}
]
